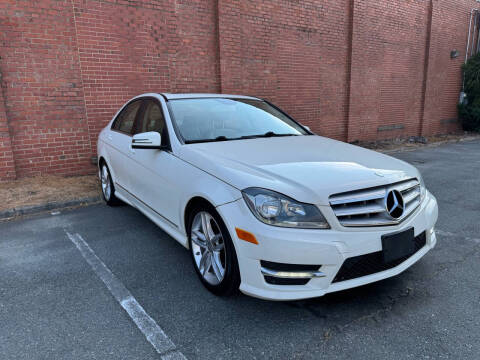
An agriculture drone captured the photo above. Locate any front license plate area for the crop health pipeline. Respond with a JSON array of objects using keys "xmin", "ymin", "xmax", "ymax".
[{"xmin": 381, "ymin": 227, "xmax": 415, "ymax": 263}]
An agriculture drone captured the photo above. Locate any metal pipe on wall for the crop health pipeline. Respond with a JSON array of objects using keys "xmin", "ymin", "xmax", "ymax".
[
  {"xmin": 461, "ymin": 8, "xmax": 480, "ymax": 103},
  {"xmin": 465, "ymin": 9, "xmax": 476, "ymax": 64}
]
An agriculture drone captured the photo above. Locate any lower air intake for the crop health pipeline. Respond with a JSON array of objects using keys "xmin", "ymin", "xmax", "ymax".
[{"xmin": 333, "ymin": 231, "xmax": 426, "ymax": 283}]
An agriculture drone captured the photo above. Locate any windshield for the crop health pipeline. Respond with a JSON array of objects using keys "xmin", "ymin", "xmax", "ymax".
[{"xmin": 168, "ymin": 98, "xmax": 309, "ymax": 143}]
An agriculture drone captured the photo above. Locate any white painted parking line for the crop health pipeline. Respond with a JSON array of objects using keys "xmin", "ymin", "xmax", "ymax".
[
  {"xmin": 160, "ymin": 351, "xmax": 190, "ymax": 360},
  {"xmin": 66, "ymin": 232, "xmax": 187, "ymax": 360}
]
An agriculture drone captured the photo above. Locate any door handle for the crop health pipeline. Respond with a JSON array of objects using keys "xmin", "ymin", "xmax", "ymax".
[{"xmin": 107, "ymin": 134, "xmax": 112, "ymax": 141}]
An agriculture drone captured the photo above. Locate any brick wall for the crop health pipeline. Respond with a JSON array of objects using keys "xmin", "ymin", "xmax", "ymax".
[
  {"xmin": 0, "ymin": 74, "xmax": 16, "ymax": 180},
  {"xmin": 347, "ymin": 0, "xmax": 430, "ymax": 141},
  {"xmin": 218, "ymin": 0, "xmax": 351, "ymax": 140},
  {"xmin": 423, "ymin": 0, "xmax": 474, "ymax": 135},
  {"xmin": 0, "ymin": 0, "xmax": 477, "ymax": 180},
  {"xmin": 0, "ymin": 0, "xmax": 92, "ymax": 179}
]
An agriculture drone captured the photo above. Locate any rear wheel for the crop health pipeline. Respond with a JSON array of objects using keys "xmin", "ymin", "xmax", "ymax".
[
  {"xmin": 188, "ymin": 205, "xmax": 240, "ymax": 295},
  {"xmin": 100, "ymin": 163, "xmax": 119, "ymax": 206}
]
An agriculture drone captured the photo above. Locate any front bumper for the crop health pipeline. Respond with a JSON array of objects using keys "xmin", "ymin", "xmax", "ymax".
[{"xmin": 217, "ymin": 191, "xmax": 438, "ymax": 301}]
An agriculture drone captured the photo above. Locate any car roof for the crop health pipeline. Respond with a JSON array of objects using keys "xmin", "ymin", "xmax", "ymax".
[{"xmin": 160, "ymin": 93, "xmax": 260, "ymax": 100}]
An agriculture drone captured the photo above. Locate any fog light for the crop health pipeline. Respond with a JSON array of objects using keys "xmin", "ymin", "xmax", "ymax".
[{"xmin": 261, "ymin": 270, "xmax": 325, "ymax": 279}]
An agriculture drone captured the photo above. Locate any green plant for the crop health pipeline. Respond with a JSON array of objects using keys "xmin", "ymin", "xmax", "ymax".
[{"xmin": 459, "ymin": 53, "xmax": 480, "ymax": 131}]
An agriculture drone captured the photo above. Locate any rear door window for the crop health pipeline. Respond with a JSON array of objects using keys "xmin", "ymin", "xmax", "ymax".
[{"xmin": 112, "ymin": 100, "xmax": 142, "ymax": 135}]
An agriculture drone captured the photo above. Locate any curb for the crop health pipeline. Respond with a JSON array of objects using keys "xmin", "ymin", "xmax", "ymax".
[
  {"xmin": 371, "ymin": 136, "xmax": 480, "ymax": 155},
  {"xmin": 0, "ymin": 196, "xmax": 103, "ymax": 220}
]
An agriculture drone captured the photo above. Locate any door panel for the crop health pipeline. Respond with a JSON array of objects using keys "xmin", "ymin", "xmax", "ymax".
[
  {"xmin": 108, "ymin": 132, "xmax": 134, "ymax": 191},
  {"xmin": 129, "ymin": 99, "xmax": 182, "ymax": 227},
  {"xmin": 106, "ymin": 99, "xmax": 142, "ymax": 192},
  {"xmin": 131, "ymin": 151, "xmax": 183, "ymax": 227}
]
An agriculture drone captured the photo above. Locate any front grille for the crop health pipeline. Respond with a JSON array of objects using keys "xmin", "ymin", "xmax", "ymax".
[
  {"xmin": 332, "ymin": 231, "xmax": 426, "ymax": 283},
  {"xmin": 329, "ymin": 178, "xmax": 421, "ymax": 227}
]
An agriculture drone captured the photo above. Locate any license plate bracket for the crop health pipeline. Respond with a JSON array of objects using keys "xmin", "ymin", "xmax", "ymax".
[{"xmin": 381, "ymin": 227, "xmax": 415, "ymax": 263}]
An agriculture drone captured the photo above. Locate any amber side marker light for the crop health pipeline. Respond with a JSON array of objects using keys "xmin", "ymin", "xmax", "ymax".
[{"xmin": 235, "ymin": 228, "xmax": 258, "ymax": 245}]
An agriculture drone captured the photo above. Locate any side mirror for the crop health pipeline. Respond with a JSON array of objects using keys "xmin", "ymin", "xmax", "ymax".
[{"xmin": 132, "ymin": 131, "xmax": 163, "ymax": 149}]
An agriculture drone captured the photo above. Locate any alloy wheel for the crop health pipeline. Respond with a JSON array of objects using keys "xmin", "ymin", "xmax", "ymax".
[
  {"xmin": 191, "ymin": 211, "xmax": 226, "ymax": 285},
  {"xmin": 101, "ymin": 166, "xmax": 111, "ymax": 201}
]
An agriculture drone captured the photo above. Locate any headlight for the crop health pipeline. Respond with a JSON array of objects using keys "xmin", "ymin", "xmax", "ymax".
[
  {"xmin": 419, "ymin": 175, "xmax": 427, "ymax": 201},
  {"xmin": 242, "ymin": 188, "xmax": 330, "ymax": 229}
]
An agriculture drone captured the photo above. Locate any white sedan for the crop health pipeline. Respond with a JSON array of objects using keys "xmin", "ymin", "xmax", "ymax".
[{"xmin": 97, "ymin": 93, "xmax": 438, "ymax": 301}]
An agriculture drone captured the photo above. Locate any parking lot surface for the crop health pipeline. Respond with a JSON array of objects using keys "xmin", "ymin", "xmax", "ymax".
[{"xmin": 1, "ymin": 140, "xmax": 479, "ymax": 359}]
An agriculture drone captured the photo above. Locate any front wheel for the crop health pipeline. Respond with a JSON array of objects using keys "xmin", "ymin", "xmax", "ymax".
[
  {"xmin": 188, "ymin": 205, "xmax": 240, "ymax": 296},
  {"xmin": 100, "ymin": 163, "xmax": 119, "ymax": 206}
]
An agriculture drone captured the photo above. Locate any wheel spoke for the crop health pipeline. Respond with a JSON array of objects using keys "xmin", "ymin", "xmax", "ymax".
[
  {"xmin": 101, "ymin": 167, "xmax": 111, "ymax": 199},
  {"xmin": 192, "ymin": 213, "xmax": 202, "ymax": 233},
  {"xmin": 191, "ymin": 230, "xmax": 207, "ymax": 248},
  {"xmin": 199, "ymin": 251, "xmax": 209, "ymax": 273},
  {"xmin": 210, "ymin": 233, "xmax": 224, "ymax": 251},
  {"xmin": 200, "ymin": 212, "xmax": 211, "ymax": 242},
  {"xmin": 211, "ymin": 253, "xmax": 223, "ymax": 281},
  {"xmin": 202, "ymin": 252, "xmax": 212, "ymax": 276},
  {"xmin": 205, "ymin": 213, "xmax": 217, "ymax": 241}
]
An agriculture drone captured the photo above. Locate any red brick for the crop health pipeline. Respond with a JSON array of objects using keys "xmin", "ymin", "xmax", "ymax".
[{"xmin": 0, "ymin": 0, "xmax": 476, "ymax": 180}]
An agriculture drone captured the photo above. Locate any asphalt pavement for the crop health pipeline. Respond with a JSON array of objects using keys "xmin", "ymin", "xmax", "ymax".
[{"xmin": 1, "ymin": 140, "xmax": 479, "ymax": 359}]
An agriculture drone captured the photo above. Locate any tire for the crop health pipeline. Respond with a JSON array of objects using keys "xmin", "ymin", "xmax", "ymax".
[
  {"xmin": 100, "ymin": 163, "xmax": 119, "ymax": 206},
  {"xmin": 187, "ymin": 203, "xmax": 240, "ymax": 296}
]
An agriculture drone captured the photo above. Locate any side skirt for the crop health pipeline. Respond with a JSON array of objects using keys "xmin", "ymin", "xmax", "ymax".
[{"xmin": 114, "ymin": 184, "xmax": 189, "ymax": 249}]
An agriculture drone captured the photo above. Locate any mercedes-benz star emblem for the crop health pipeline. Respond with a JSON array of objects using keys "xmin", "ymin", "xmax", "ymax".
[{"xmin": 385, "ymin": 189, "xmax": 404, "ymax": 219}]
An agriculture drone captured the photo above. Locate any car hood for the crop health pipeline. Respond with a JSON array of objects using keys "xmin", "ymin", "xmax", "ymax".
[{"xmin": 177, "ymin": 135, "xmax": 420, "ymax": 205}]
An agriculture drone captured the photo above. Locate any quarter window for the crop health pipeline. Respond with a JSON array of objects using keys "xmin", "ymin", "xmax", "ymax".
[{"xmin": 112, "ymin": 100, "xmax": 142, "ymax": 134}]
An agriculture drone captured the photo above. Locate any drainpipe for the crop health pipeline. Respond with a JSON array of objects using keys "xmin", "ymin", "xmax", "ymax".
[
  {"xmin": 0, "ymin": 67, "xmax": 18, "ymax": 180},
  {"xmin": 465, "ymin": 9, "xmax": 475, "ymax": 64},
  {"xmin": 461, "ymin": 8, "xmax": 479, "ymax": 103}
]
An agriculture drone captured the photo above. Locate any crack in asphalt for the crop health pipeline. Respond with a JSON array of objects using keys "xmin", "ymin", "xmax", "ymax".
[
  {"xmin": 322, "ymin": 286, "xmax": 413, "ymax": 339},
  {"xmin": 435, "ymin": 229, "xmax": 480, "ymax": 244},
  {"xmin": 285, "ymin": 301, "xmax": 328, "ymax": 319},
  {"xmin": 422, "ymin": 229, "xmax": 480, "ymax": 281},
  {"xmin": 429, "ymin": 246, "xmax": 480, "ymax": 276},
  {"xmin": 284, "ymin": 286, "xmax": 416, "ymax": 342}
]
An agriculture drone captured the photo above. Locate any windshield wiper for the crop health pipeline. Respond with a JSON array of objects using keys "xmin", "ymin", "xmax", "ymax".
[
  {"xmin": 240, "ymin": 132, "xmax": 299, "ymax": 139},
  {"xmin": 184, "ymin": 136, "xmax": 232, "ymax": 144},
  {"xmin": 184, "ymin": 133, "xmax": 298, "ymax": 144}
]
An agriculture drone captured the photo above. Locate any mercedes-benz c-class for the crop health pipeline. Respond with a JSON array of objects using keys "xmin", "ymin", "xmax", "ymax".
[{"xmin": 97, "ymin": 93, "xmax": 438, "ymax": 300}]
